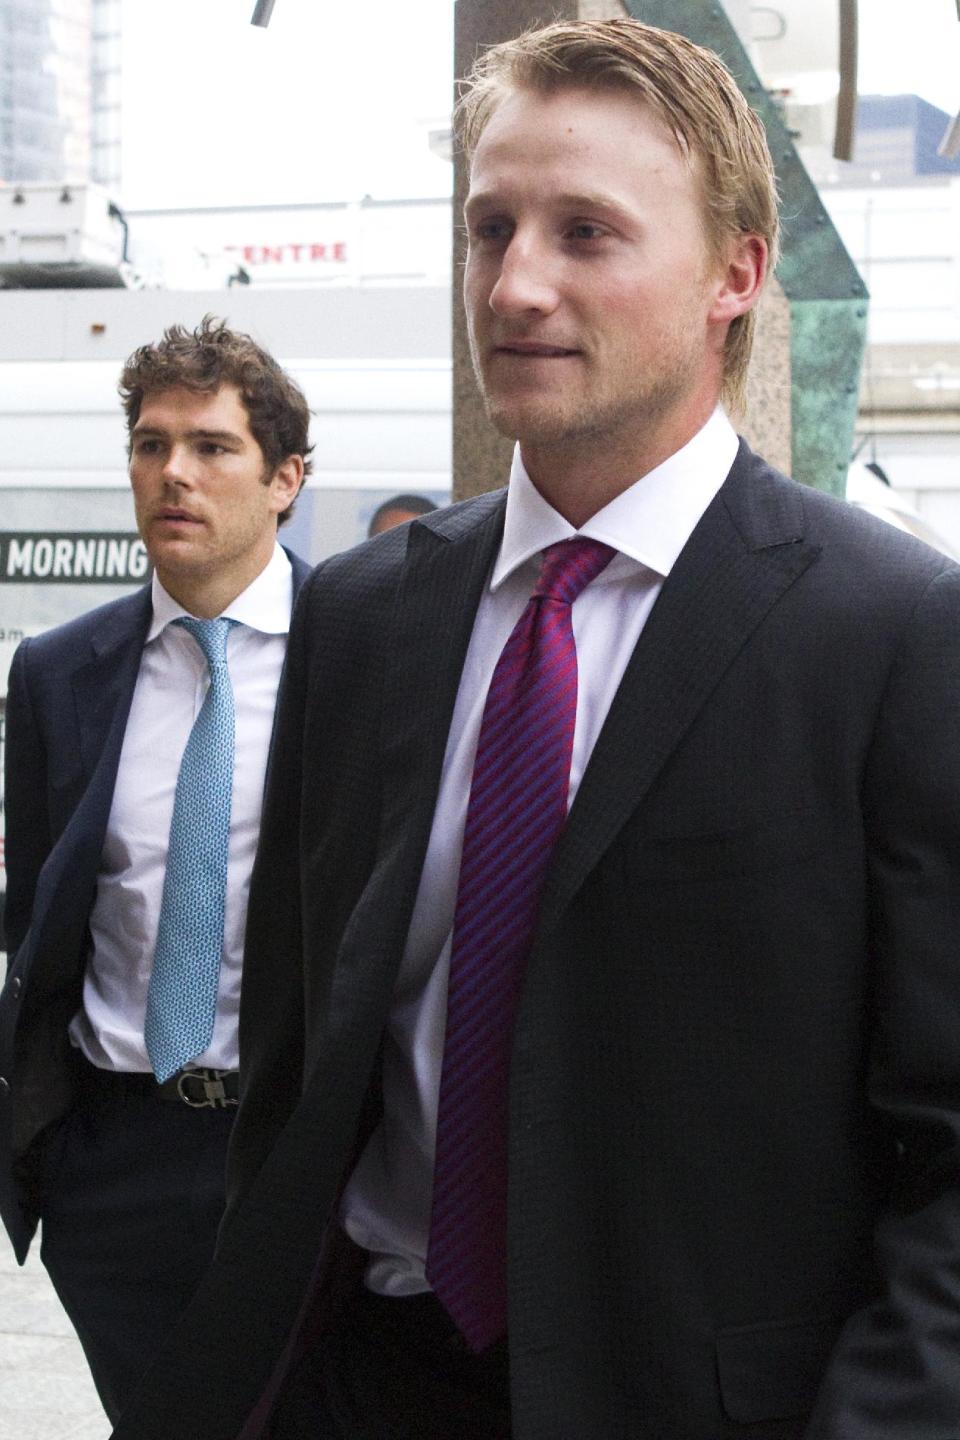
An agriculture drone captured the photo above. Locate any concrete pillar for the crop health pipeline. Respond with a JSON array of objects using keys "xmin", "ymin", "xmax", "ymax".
[
  {"xmin": 741, "ymin": 277, "xmax": 792, "ymax": 475},
  {"xmin": 454, "ymin": 0, "xmax": 578, "ymax": 501}
]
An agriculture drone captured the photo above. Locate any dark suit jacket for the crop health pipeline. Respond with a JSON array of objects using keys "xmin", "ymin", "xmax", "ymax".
[
  {"xmin": 0, "ymin": 548, "xmax": 311, "ymax": 1262},
  {"xmin": 114, "ymin": 446, "xmax": 960, "ymax": 1440}
]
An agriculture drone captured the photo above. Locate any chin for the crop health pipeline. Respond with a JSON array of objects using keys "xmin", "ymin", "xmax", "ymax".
[
  {"xmin": 483, "ymin": 397, "xmax": 573, "ymax": 447},
  {"xmin": 485, "ymin": 408, "xmax": 521, "ymax": 442}
]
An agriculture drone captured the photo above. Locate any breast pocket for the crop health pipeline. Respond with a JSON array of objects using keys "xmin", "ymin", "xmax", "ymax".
[
  {"xmin": 716, "ymin": 1317, "xmax": 840, "ymax": 1423},
  {"xmin": 626, "ymin": 810, "xmax": 824, "ymax": 885}
]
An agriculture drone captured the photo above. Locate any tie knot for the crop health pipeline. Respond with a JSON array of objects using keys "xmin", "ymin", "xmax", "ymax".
[
  {"xmin": 175, "ymin": 616, "xmax": 234, "ymax": 670},
  {"xmin": 535, "ymin": 538, "xmax": 616, "ymax": 605}
]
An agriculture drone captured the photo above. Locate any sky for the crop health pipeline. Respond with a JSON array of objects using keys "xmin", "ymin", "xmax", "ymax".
[
  {"xmin": 119, "ymin": 0, "xmax": 455, "ymax": 209},
  {"xmin": 119, "ymin": 0, "xmax": 960, "ymax": 211},
  {"xmin": 856, "ymin": 0, "xmax": 959, "ymax": 110}
]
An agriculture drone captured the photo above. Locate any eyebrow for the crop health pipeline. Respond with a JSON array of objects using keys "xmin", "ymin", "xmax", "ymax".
[
  {"xmin": 464, "ymin": 189, "xmax": 633, "ymax": 220},
  {"xmin": 131, "ymin": 425, "xmax": 244, "ymax": 445}
]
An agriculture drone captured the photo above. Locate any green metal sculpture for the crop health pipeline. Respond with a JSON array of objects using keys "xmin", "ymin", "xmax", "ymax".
[{"xmin": 627, "ymin": 0, "xmax": 869, "ymax": 496}]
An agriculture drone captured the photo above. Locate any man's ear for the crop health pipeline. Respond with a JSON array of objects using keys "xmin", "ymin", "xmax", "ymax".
[
  {"xmin": 709, "ymin": 233, "xmax": 768, "ymax": 326},
  {"xmin": 269, "ymin": 455, "xmax": 305, "ymax": 518}
]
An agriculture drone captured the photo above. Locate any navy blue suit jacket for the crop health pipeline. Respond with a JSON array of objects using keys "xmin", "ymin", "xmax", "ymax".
[{"xmin": 0, "ymin": 549, "xmax": 311, "ymax": 1260}]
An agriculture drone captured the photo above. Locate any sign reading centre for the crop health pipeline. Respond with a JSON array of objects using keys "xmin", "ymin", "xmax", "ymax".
[
  {"xmin": 0, "ymin": 533, "xmax": 149, "ymax": 584},
  {"xmin": 226, "ymin": 241, "xmax": 348, "ymax": 267}
]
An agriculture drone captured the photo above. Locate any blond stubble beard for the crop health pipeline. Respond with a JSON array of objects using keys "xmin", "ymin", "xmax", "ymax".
[{"xmin": 469, "ymin": 316, "xmax": 711, "ymax": 457}]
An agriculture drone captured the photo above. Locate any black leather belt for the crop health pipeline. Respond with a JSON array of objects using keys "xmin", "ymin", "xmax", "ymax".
[{"xmin": 78, "ymin": 1060, "xmax": 239, "ymax": 1109}]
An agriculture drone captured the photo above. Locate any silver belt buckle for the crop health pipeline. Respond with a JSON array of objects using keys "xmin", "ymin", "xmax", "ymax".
[{"xmin": 176, "ymin": 1067, "xmax": 237, "ymax": 1109}]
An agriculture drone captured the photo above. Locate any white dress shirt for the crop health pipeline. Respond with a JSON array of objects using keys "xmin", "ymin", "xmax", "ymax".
[
  {"xmin": 341, "ymin": 410, "xmax": 740, "ymax": 1293},
  {"xmin": 70, "ymin": 544, "xmax": 294, "ymax": 1073}
]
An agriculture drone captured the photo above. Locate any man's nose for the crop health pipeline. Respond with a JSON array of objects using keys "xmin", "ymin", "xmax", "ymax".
[
  {"xmin": 161, "ymin": 445, "xmax": 193, "ymax": 485},
  {"xmin": 488, "ymin": 235, "xmax": 559, "ymax": 318}
]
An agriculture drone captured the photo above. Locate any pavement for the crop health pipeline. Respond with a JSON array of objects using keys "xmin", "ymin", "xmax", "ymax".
[{"xmin": 0, "ymin": 1227, "xmax": 108, "ymax": 1440}]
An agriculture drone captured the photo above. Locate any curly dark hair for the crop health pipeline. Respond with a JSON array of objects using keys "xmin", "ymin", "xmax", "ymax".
[{"xmin": 118, "ymin": 315, "xmax": 313, "ymax": 524}]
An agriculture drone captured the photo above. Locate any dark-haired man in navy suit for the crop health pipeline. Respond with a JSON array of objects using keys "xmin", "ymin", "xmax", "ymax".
[{"xmin": 0, "ymin": 317, "xmax": 312, "ymax": 1423}]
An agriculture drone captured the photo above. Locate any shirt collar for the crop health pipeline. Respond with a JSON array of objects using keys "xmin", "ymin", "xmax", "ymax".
[
  {"xmin": 148, "ymin": 543, "xmax": 294, "ymax": 641},
  {"xmin": 492, "ymin": 408, "xmax": 739, "ymax": 590}
]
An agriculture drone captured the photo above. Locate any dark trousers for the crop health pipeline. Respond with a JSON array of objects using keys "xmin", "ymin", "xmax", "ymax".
[
  {"xmin": 269, "ymin": 1279, "xmax": 511, "ymax": 1440},
  {"xmin": 37, "ymin": 1063, "xmax": 234, "ymax": 1423}
]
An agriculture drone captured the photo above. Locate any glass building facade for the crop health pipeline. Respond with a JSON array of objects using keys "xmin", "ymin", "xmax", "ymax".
[
  {"xmin": 0, "ymin": 0, "xmax": 120, "ymax": 191},
  {"xmin": 90, "ymin": 0, "xmax": 120, "ymax": 188}
]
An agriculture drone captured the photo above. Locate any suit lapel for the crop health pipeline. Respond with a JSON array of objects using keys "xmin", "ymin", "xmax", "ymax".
[
  {"xmin": 71, "ymin": 587, "xmax": 152, "ymax": 785},
  {"xmin": 23, "ymin": 589, "xmax": 151, "ymax": 982},
  {"xmin": 538, "ymin": 447, "xmax": 820, "ymax": 937},
  {"xmin": 377, "ymin": 492, "xmax": 507, "ymax": 864},
  {"xmin": 286, "ymin": 548, "xmax": 312, "ymax": 597},
  {"xmin": 263, "ymin": 548, "xmax": 313, "ymax": 762}
]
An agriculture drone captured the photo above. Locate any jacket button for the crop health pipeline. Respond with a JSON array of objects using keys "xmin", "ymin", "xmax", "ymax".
[
  {"xmin": 0, "ymin": 1077, "xmax": 9, "ymax": 1097},
  {"xmin": 9, "ymin": 977, "xmax": 21, "ymax": 998}
]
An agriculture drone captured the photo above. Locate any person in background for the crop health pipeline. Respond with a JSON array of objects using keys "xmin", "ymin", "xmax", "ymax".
[
  {"xmin": 0, "ymin": 316, "xmax": 313, "ymax": 1423},
  {"xmin": 115, "ymin": 21, "xmax": 960, "ymax": 1440},
  {"xmin": 367, "ymin": 492, "xmax": 438, "ymax": 538}
]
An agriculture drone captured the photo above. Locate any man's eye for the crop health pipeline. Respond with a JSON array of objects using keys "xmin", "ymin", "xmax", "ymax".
[
  {"xmin": 198, "ymin": 443, "xmax": 227, "ymax": 456},
  {"xmin": 568, "ymin": 222, "xmax": 606, "ymax": 241},
  {"xmin": 472, "ymin": 219, "xmax": 511, "ymax": 244},
  {"xmin": 135, "ymin": 438, "xmax": 161, "ymax": 455}
]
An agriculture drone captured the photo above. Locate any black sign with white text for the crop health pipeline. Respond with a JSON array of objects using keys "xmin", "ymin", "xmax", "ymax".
[{"xmin": 0, "ymin": 532, "xmax": 149, "ymax": 584}]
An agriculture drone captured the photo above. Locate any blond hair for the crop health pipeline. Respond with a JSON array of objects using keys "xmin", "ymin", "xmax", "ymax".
[{"xmin": 456, "ymin": 19, "xmax": 780, "ymax": 415}]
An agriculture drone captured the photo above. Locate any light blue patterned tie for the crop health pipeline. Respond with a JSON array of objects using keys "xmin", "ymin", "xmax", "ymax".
[{"xmin": 145, "ymin": 617, "xmax": 236, "ymax": 1082}]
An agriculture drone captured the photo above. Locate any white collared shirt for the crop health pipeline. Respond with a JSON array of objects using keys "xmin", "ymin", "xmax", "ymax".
[
  {"xmin": 70, "ymin": 544, "xmax": 294, "ymax": 1073},
  {"xmin": 341, "ymin": 410, "xmax": 740, "ymax": 1292}
]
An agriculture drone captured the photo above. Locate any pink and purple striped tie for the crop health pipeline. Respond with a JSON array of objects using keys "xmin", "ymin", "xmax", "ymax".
[{"xmin": 426, "ymin": 537, "xmax": 616, "ymax": 1352}]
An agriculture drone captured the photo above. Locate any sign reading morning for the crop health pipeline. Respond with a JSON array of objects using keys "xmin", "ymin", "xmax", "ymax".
[{"xmin": 0, "ymin": 533, "xmax": 149, "ymax": 584}]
